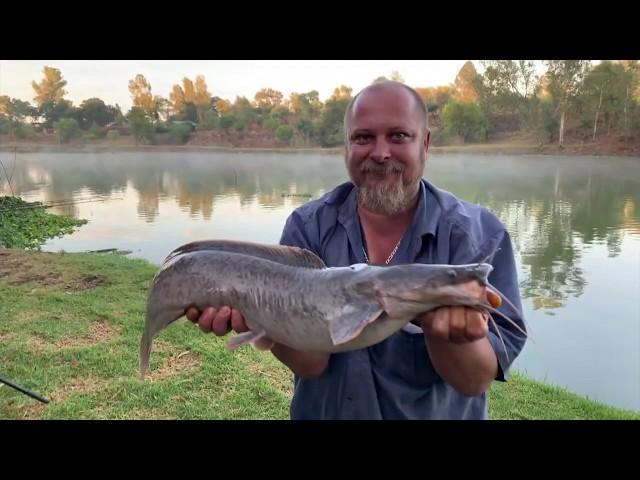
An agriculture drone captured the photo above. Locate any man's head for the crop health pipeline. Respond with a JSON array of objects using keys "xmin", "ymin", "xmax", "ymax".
[{"xmin": 343, "ymin": 81, "xmax": 431, "ymax": 216}]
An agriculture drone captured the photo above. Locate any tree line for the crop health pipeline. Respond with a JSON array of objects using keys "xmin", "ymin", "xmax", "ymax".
[{"xmin": 1, "ymin": 61, "xmax": 639, "ymax": 147}]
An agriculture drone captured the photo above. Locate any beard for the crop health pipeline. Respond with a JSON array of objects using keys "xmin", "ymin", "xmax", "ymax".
[{"xmin": 353, "ymin": 156, "xmax": 423, "ymax": 216}]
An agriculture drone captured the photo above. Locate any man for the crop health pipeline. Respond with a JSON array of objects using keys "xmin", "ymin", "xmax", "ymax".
[{"xmin": 186, "ymin": 81, "xmax": 527, "ymax": 419}]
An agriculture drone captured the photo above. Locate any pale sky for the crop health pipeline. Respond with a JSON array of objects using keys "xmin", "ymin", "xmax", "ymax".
[{"xmin": 0, "ymin": 60, "xmax": 479, "ymax": 110}]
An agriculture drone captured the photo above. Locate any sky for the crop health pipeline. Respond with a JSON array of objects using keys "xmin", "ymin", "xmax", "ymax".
[{"xmin": 0, "ymin": 60, "xmax": 479, "ymax": 110}]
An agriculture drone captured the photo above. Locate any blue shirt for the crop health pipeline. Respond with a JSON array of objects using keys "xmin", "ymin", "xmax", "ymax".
[{"xmin": 279, "ymin": 178, "xmax": 527, "ymax": 420}]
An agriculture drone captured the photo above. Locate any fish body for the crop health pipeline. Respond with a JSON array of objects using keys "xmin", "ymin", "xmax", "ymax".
[{"xmin": 139, "ymin": 240, "xmax": 504, "ymax": 375}]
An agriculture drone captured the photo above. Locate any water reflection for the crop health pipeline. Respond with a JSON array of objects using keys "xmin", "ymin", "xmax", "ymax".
[
  {"xmin": 2, "ymin": 153, "xmax": 639, "ymax": 307},
  {"xmin": 1, "ymin": 150, "xmax": 639, "ymax": 409}
]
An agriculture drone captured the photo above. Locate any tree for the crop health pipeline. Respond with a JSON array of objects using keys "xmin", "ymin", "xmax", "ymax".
[
  {"xmin": 476, "ymin": 60, "xmax": 539, "ymax": 128},
  {"xmin": 193, "ymin": 75, "xmax": 212, "ymax": 122},
  {"xmin": 288, "ymin": 91, "xmax": 321, "ymax": 119},
  {"xmin": 390, "ymin": 70, "xmax": 405, "ymax": 83},
  {"xmin": 170, "ymin": 84, "xmax": 186, "ymax": 115},
  {"xmin": 579, "ymin": 61, "xmax": 629, "ymax": 140},
  {"xmin": 254, "ymin": 88, "xmax": 284, "ymax": 110},
  {"xmin": 316, "ymin": 86, "xmax": 353, "ymax": 146},
  {"xmin": 77, "ymin": 98, "xmax": 117, "ymax": 128},
  {"xmin": 169, "ymin": 76, "xmax": 210, "ymax": 122},
  {"xmin": 544, "ymin": 60, "xmax": 591, "ymax": 145},
  {"xmin": 39, "ymin": 99, "xmax": 74, "ymax": 129},
  {"xmin": 415, "ymin": 86, "xmax": 454, "ymax": 115},
  {"xmin": 32, "ymin": 66, "xmax": 67, "ymax": 106},
  {"xmin": 372, "ymin": 71, "xmax": 405, "ymax": 84},
  {"xmin": 453, "ymin": 61, "xmax": 479, "ymax": 102},
  {"xmin": 230, "ymin": 96, "xmax": 255, "ymax": 132},
  {"xmin": 329, "ymin": 85, "xmax": 353, "ymax": 102},
  {"xmin": 215, "ymin": 98, "xmax": 232, "ymax": 115},
  {"xmin": 0, "ymin": 96, "xmax": 37, "ymax": 122},
  {"xmin": 128, "ymin": 74, "xmax": 159, "ymax": 119}
]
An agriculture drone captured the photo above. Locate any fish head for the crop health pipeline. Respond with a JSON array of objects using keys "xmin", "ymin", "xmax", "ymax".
[{"xmin": 366, "ymin": 262, "xmax": 495, "ymax": 318}]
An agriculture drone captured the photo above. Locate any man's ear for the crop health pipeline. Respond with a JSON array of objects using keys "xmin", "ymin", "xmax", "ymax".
[{"xmin": 424, "ymin": 128, "xmax": 431, "ymax": 151}]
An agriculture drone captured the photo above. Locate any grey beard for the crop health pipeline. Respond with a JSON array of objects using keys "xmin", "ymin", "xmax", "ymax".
[{"xmin": 357, "ymin": 176, "xmax": 419, "ymax": 215}]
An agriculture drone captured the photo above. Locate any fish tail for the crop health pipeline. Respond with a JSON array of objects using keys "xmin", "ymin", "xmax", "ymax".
[{"xmin": 139, "ymin": 329, "xmax": 152, "ymax": 377}]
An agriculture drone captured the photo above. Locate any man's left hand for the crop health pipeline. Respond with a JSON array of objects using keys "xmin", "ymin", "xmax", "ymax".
[{"xmin": 417, "ymin": 281, "xmax": 490, "ymax": 344}]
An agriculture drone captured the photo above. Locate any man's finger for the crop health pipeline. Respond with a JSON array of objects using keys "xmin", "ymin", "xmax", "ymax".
[
  {"xmin": 449, "ymin": 306, "xmax": 467, "ymax": 343},
  {"xmin": 186, "ymin": 307, "xmax": 201, "ymax": 323},
  {"xmin": 465, "ymin": 309, "xmax": 489, "ymax": 341},
  {"xmin": 426, "ymin": 307, "xmax": 450, "ymax": 340},
  {"xmin": 231, "ymin": 308, "xmax": 249, "ymax": 333},
  {"xmin": 211, "ymin": 306, "xmax": 232, "ymax": 336},
  {"xmin": 198, "ymin": 307, "xmax": 217, "ymax": 333}
]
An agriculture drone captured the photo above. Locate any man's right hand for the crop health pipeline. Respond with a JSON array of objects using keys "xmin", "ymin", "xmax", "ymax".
[
  {"xmin": 185, "ymin": 305, "xmax": 329, "ymax": 379},
  {"xmin": 185, "ymin": 306, "xmax": 249, "ymax": 336}
]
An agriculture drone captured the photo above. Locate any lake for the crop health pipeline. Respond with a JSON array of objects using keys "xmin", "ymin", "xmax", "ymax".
[{"xmin": 1, "ymin": 149, "xmax": 639, "ymax": 412}]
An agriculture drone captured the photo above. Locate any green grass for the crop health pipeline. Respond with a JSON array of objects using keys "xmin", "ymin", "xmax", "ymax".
[{"xmin": 0, "ymin": 249, "xmax": 638, "ymax": 420}]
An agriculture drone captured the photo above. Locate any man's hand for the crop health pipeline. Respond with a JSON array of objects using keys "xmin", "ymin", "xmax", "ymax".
[
  {"xmin": 414, "ymin": 280, "xmax": 500, "ymax": 396},
  {"xmin": 417, "ymin": 281, "xmax": 497, "ymax": 343},
  {"xmin": 185, "ymin": 306, "xmax": 248, "ymax": 336},
  {"xmin": 185, "ymin": 305, "xmax": 329, "ymax": 379}
]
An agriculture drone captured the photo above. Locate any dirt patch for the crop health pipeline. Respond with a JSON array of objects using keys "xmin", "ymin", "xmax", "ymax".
[
  {"xmin": 0, "ymin": 250, "xmax": 106, "ymax": 291},
  {"xmin": 147, "ymin": 350, "xmax": 201, "ymax": 382},
  {"xmin": 18, "ymin": 311, "xmax": 35, "ymax": 322},
  {"xmin": 0, "ymin": 250, "xmax": 60, "ymax": 286},
  {"xmin": 0, "ymin": 332, "xmax": 14, "ymax": 341},
  {"xmin": 18, "ymin": 374, "xmax": 101, "ymax": 419},
  {"xmin": 63, "ymin": 275, "xmax": 105, "ymax": 292},
  {"xmin": 28, "ymin": 318, "xmax": 121, "ymax": 350}
]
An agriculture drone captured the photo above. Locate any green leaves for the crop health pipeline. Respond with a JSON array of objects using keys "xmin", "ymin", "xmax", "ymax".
[{"xmin": 0, "ymin": 196, "xmax": 88, "ymax": 249}]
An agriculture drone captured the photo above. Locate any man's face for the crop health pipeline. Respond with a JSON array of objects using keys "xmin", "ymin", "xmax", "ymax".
[{"xmin": 345, "ymin": 85, "xmax": 430, "ymax": 215}]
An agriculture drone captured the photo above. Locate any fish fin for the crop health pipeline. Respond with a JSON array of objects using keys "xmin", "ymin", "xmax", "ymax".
[
  {"xmin": 226, "ymin": 329, "xmax": 275, "ymax": 351},
  {"xmin": 328, "ymin": 300, "xmax": 384, "ymax": 346}
]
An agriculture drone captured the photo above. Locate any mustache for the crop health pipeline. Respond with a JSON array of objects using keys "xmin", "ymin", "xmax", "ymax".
[{"xmin": 360, "ymin": 159, "xmax": 404, "ymax": 175}]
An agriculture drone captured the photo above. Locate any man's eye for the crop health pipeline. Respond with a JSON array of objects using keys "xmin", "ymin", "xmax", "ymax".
[
  {"xmin": 391, "ymin": 132, "xmax": 409, "ymax": 141},
  {"xmin": 352, "ymin": 134, "xmax": 372, "ymax": 144}
]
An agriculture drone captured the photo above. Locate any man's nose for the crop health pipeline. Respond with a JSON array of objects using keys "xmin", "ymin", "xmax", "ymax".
[{"xmin": 370, "ymin": 137, "xmax": 391, "ymax": 162}]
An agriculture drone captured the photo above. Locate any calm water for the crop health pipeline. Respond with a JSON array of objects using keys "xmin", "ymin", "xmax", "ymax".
[{"xmin": 1, "ymin": 150, "xmax": 639, "ymax": 412}]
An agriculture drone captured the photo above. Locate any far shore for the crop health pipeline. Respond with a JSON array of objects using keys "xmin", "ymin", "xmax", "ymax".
[{"xmin": 1, "ymin": 141, "xmax": 638, "ymax": 157}]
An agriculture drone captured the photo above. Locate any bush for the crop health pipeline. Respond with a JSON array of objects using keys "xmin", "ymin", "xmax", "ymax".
[
  {"xmin": 106, "ymin": 130, "xmax": 120, "ymax": 141},
  {"xmin": 168, "ymin": 123, "xmax": 193, "ymax": 144},
  {"xmin": 275, "ymin": 124, "xmax": 294, "ymax": 144},
  {"xmin": 129, "ymin": 118, "xmax": 155, "ymax": 145},
  {"xmin": 14, "ymin": 123, "xmax": 35, "ymax": 140},
  {"xmin": 262, "ymin": 117, "xmax": 280, "ymax": 131},
  {"xmin": 84, "ymin": 122, "xmax": 103, "ymax": 140},
  {"xmin": 0, "ymin": 116, "xmax": 11, "ymax": 134},
  {"xmin": 198, "ymin": 112, "xmax": 219, "ymax": 130},
  {"xmin": 442, "ymin": 100, "xmax": 488, "ymax": 143},
  {"xmin": 53, "ymin": 118, "xmax": 81, "ymax": 143},
  {"xmin": 219, "ymin": 116, "xmax": 235, "ymax": 131}
]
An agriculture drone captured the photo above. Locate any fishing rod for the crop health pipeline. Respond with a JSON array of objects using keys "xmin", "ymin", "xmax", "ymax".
[{"xmin": 0, "ymin": 374, "xmax": 50, "ymax": 404}]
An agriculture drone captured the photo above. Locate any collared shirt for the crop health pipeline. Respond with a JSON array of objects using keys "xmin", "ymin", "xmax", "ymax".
[{"xmin": 279, "ymin": 178, "xmax": 527, "ymax": 420}]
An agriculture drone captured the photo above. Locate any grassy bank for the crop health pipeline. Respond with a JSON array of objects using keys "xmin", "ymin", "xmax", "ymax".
[{"xmin": 0, "ymin": 249, "xmax": 637, "ymax": 420}]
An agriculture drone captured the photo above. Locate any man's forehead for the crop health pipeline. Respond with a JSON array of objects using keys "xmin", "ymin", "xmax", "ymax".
[{"xmin": 352, "ymin": 85, "xmax": 415, "ymax": 113}]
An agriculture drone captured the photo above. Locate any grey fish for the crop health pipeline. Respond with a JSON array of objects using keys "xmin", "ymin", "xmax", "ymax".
[{"xmin": 139, "ymin": 240, "xmax": 526, "ymax": 375}]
